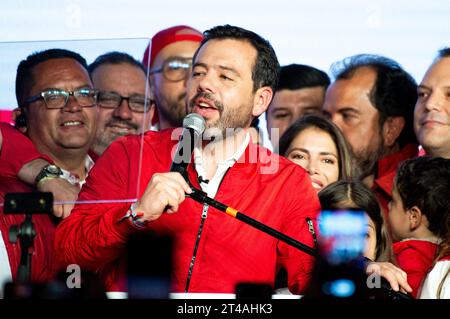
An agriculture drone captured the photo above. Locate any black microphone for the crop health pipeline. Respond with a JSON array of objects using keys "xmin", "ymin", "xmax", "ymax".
[{"xmin": 170, "ymin": 113, "xmax": 206, "ymax": 180}]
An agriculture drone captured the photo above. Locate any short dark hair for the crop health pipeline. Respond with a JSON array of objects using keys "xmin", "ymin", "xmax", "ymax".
[
  {"xmin": 437, "ymin": 47, "xmax": 450, "ymax": 58},
  {"xmin": 331, "ymin": 54, "xmax": 418, "ymax": 148},
  {"xmin": 15, "ymin": 48, "xmax": 88, "ymax": 107},
  {"xmin": 395, "ymin": 156, "xmax": 450, "ymax": 238},
  {"xmin": 194, "ymin": 24, "xmax": 280, "ymax": 93},
  {"xmin": 318, "ymin": 180, "xmax": 393, "ymax": 262},
  {"xmin": 277, "ymin": 64, "xmax": 330, "ymax": 91},
  {"xmin": 278, "ymin": 114, "xmax": 353, "ymax": 180},
  {"xmin": 88, "ymin": 51, "xmax": 145, "ymax": 74}
]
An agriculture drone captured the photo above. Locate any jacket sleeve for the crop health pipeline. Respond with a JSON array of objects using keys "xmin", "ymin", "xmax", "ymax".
[
  {"xmin": 276, "ymin": 169, "xmax": 321, "ymax": 295},
  {"xmin": 0, "ymin": 122, "xmax": 53, "ymax": 178},
  {"xmin": 54, "ymin": 137, "xmax": 142, "ymax": 273}
]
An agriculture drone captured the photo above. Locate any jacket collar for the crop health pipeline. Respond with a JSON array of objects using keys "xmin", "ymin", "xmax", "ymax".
[{"xmin": 374, "ymin": 143, "xmax": 419, "ymax": 196}]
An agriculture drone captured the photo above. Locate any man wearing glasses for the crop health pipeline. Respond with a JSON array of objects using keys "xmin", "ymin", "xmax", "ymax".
[
  {"xmin": 88, "ymin": 52, "xmax": 155, "ymax": 158},
  {"xmin": 12, "ymin": 49, "xmax": 98, "ymax": 186},
  {"xmin": 0, "ymin": 48, "xmax": 98, "ymax": 287},
  {"xmin": 143, "ymin": 25, "xmax": 203, "ymax": 129}
]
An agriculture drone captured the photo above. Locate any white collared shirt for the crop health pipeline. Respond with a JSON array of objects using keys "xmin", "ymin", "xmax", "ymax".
[{"xmin": 193, "ymin": 133, "xmax": 250, "ymax": 199}]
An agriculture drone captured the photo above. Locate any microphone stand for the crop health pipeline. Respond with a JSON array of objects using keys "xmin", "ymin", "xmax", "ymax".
[
  {"xmin": 4, "ymin": 192, "xmax": 53, "ymax": 289},
  {"xmin": 185, "ymin": 182, "xmax": 412, "ymax": 300},
  {"xmin": 9, "ymin": 213, "xmax": 36, "ymax": 283},
  {"xmin": 169, "ymin": 110, "xmax": 411, "ymax": 299},
  {"xmin": 187, "ymin": 186, "xmax": 318, "ymax": 257}
]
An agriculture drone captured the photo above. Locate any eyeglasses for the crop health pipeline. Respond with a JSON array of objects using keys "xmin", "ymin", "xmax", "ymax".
[
  {"xmin": 97, "ymin": 91, "xmax": 153, "ymax": 113},
  {"xmin": 149, "ymin": 57, "xmax": 192, "ymax": 82},
  {"xmin": 24, "ymin": 88, "xmax": 98, "ymax": 109}
]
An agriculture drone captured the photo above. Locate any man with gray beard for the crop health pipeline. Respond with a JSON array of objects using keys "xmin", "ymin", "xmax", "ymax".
[
  {"xmin": 322, "ymin": 54, "xmax": 418, "ymax": 215},
  {"xmin": 88, "ymin": 52, "xmax": 155, "ymax": 158}
]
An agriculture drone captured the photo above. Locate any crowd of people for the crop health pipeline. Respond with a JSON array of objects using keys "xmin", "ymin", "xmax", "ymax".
[{"xmin": 0, "ymin": 24, "xmax": 449, "ymax": 299}]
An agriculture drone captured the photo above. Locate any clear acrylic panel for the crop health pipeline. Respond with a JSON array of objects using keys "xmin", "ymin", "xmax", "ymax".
[{"xmin": 0, "ymin": 37, "xmax": 152, "ymax": 211}]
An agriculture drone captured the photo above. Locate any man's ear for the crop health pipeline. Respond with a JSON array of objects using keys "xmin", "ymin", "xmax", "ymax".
[
  {"xmin": 252, "ymin": 86, "xmax": 273, "ymax": 118},
  {"xmin": 12, "ymin": 107, "xmax": 21, "ymax": 122},
  {"xmin": 382, "ymin": 116, "xmax": 405, "ymax": 148},
  {"xmin": 12, "ymin": 107, "xmax": 28, "ymax": 133},
  {"xmin": 407, "ymin": 206, "xmax": 423, "ymax": 231}
]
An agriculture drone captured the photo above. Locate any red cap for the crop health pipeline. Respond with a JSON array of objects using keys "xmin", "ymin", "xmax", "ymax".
[
  {"xmin": 143, "ymin": 25, "xmax": 203, "ymax": 126},
  {"xmin": 142, "ymin": 25, "xmax": 203, "ymax": 69}
]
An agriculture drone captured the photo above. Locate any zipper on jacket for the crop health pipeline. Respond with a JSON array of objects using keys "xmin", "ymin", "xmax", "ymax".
[
  {"xmin": 184, "ymin": 166, "xmax": 232, "ymax": 292},
  {"xmin": 184, "ymin": 203, "xmax": 209, "ymax": 292},
  {"xmin": 306, "ymin": 217, "xmax": 318, "ymax": 248}
]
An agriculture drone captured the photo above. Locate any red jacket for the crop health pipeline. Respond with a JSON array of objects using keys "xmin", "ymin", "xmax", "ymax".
[
  {"xmin": 55, "ymin": 129, "xmax": 321, "ymax": 294},
  {"xmin": 393, "ymin": 239, "xmax": 438, "ymax": 298},
  {"xmin": 0, "ymin": 123, "xmax": 58, "ymax": 283},
  {"xmin": 0, "ymin": 123, "xmax": 53, "ymax": 178},
  {"xmin": 372, "ymin": 144, "xmax": 418, "ymax": 218}
]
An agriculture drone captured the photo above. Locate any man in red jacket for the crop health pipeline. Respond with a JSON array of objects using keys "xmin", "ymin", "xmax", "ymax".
[
  {"xmin": 55, "ymin": 25, "xmax": 321, "ymax": 294},
  {"xmin": 322, "ymin": 54, "xmax": 418, "ymax": 216},
  {"xmin": 1, "ymin": 123, "xmax": 73, "ymax": 292},
  {"xmin": 0, "ymin": 48, "xmax": 97, "ymax": 290}
]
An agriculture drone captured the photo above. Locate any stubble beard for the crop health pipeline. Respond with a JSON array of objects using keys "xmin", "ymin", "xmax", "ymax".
[
  {"xmin": 159, "ymin": 93, "xmax": 187, "ymax": 128},
  {"xmin": 188, "ymin": 92, "xmax": 252, "ymax": 141},
  {"xmin": 353, "ymin": 138, "xmax": 385, "ymax": 180}
]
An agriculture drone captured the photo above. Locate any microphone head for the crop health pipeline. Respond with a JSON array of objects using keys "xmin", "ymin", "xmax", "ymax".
[{"xmin": 183, "ymin": 113, "xmax": 206, "ymax": 135}]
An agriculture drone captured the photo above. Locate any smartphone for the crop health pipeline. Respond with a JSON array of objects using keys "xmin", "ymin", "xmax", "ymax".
[
  {"xmin": 318, "ymin": 209, "xmax": 368, "ymax": 266},
  {"xmin": 303, "ymin": 209, "xmax": 368, "ymax": 299}
]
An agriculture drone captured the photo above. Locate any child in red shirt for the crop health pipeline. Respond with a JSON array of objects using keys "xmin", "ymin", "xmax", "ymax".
[{"xmin": 389, "ymin": 157, "xmax": 450, "ymax": 298}]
